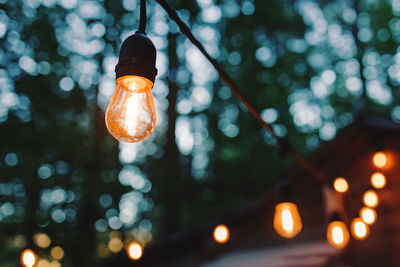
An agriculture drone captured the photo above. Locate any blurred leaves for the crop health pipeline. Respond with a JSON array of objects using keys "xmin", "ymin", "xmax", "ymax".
[{"xmin": 0, "ymin": 0, "xmax": 400, "ymax": 266}]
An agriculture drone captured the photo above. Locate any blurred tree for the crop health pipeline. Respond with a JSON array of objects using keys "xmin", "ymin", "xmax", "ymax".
[{"xmin": 0, "ymin": 0, "xmax": 399, "ymax": 266}]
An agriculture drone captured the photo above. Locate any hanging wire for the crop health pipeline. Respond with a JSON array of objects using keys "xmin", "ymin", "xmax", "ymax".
[
  {"xmin": 138, "ymin": 0, "xmax": 147, "ymax": 33},
  {"xmin": 154, "ymin": 0, "xmax": 327, "ymax": 183}
]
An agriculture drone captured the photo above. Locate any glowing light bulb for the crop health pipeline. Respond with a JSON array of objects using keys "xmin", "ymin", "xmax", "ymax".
[
  {"xmin": 333, "ymin": 177, "xmax": 349, "ymax": 193},
  {"xmin": 326, "ymin": 221, "xmax": 350, "ymax": 249},
  {"xmin": 370, "ymin": 172, "xmax": 386, "ymax": 189},
  {"xmin": 106, "ymin": 75, "xmax": 156, "ymax": 143},
  {"xmin": 213, "ymin": 224, "xmax": 230, "ymax": 244},
  {"xmin": 273, "ymin": 202, "xmax": 302, "ymax": 239},
  {"xmin": 373, "ymin": 152, "xmax": 387, "ymax": 168},
  {"xmin": 359, "ymin": 207, "xmax": 377, "ymax": 225},
  {"xmin": 21, "ymin": 249, "xmax": 36, "ymax": 267},
  {"xmin": 363, "ymin": 190, "xmax": 379, "ymax": 208},
  {"xmin": 127, "ymin": 242, "xmax": 143, "ymax": 261},
  {"xmin": 351, "ymin": 217, "xmax": 370, "ymax": 240}
]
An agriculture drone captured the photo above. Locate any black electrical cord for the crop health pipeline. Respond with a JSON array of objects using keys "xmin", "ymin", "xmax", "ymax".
[
  {"xmin": 138, "ymin": 0, "xmax": 147, "ymax": 33},
  {"xmin": 155, "ymin": 0, "xmax": 327, "ymax": 182}
]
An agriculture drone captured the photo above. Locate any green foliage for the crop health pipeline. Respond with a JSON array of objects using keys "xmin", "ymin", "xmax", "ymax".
[{"xmin": 0, "ymin": 0, "xmax": 399, "ymax": 265}]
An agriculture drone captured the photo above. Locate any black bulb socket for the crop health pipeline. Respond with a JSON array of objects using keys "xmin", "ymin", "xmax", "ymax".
[{"xmin": 115, "ymin": 32, "xmax": 158, "ymax": 83}]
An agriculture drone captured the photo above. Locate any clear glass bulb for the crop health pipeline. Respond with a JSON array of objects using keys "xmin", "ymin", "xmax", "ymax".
[{"xmin": 106, "ymin": 75, "xmax": 156, "ymax": 143}]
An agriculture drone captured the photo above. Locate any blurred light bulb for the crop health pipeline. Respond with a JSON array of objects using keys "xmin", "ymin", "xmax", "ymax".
[
  {"xmin": 33, "ymin": 232, "xmax": 51, "ymax": 248},
  {"xmin": 326, "ymin": 221, "xmax": 350, "ymax": 249},
  {"xmin": 108, "ymin": 238, "xmax": 124, "ymax": 253},
  {"xmin": 363, "ymin": 190, "xmax": 379, "ymax": 208},
  {"xmin": 359, "ymin": 207, "xmax": 377, "ymax": 225},
  {"xmin": 273, "ymin": 202, "xmax": 302, "ymax": 239},
  {"xmin": 106, "ymin": 75, "xmax": 156, "ymax": 143},
  {"xmin": 370, "ymin": 172, "xmax": 386, "ymax": 189},
  {"xmin": 333, "ymin": 177, "xmax": 349, "ymax": 193},
  {"xmin": 21, "ymin": 249, "xmax": 36, "ymax": 267},
  {"xmin": 127, "ymin": 242, "xmax": 143, "ymax": 261},
  {"xmin": 213, "ymin": 224, "xmax": 230, "ymax": 244},
  {"xmin": 351, "ymin": 217, "xmax": 370, "ymax": 240},
  {"xmin": 373, "ymin": 152, "xmax": 387, "ymax": 168}
]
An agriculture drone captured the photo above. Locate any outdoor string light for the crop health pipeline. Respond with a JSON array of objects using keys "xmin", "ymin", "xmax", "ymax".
[
  {"xmin": 363, "ymin": 189, "xmax": 379, "ymax": 208},
  {"xmin": 127, "ymin": 241, "xmax": 143, "ymax": 260},
  {"xmin": 370, "ymin": 172, "xmax": 387, "ymax": 189},
  {"xmin": 351, "ymin": 217, "xmax": 370, "ymax": 240},
  {"xmin": 273, "ymin": 202, "xmax": 302, "ymax": 239},
  {"xmin": 273, "ymin": 183, "xmax": 302, "ymax": 239},
  {"xmin": 105, "ymin": 0, "xmax": 328, "ymax": 189},
  {"xmin": 359, "ymin": 207, "xmax": 377, "ymax": 225},
  {"xmin": 21, "ymin": 249, "xmax": 36, "ymax": 267},
  {"xmin": 333, "ymin": 177, "xmax": 349, "ymax": 193},
  {"xmin": 105, "ymin": 0, "xmax": 392, "ymax": 253},
  {"xmin": 213, "ymin": 224, "xmax": 230, "ymax": 244},
  {"xmin": 372, "ymin": 151, "xmax": 387, "ymax": 168},
  {"xmin": 326, "ymin": 213, "xmax": 350, "ymax": 249},
  {"xmin": 105, "ymin": 0, "xmax": 158, "ymax": 143}
]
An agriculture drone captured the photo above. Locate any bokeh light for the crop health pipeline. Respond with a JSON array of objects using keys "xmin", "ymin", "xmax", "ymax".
[
  {"xmin": 363, "ymin": 190, "xmax": 379, "ymax": 208},
  {"xmin": 108, "ymin": 238, "xmax": 124, "ymax": 253},
  {"xmin": 326, "ymin": 221, "xmax": 350, "ymax": 249},
  {"xmin": 370, "ymin": 172, "xmax": 386, "ymax": 189},
  {"xmin": 273, "ymin": 202, "xmax": 302, "ymax": 239},
  {"xmin": 351, "ymin": 217, "xmax": 370, "ymax": 240},
  {"xmin": 127, "ymin": 242, "xmax": 143, "ymax": 261},
  {"xmin": 213, "ymin": 224, "xmax": 230, "ymax": 244},
  {"xmin": 360, "ymin": 207, "xmax": 377, "ymax": 225},
  {"xmin": 21, "ymin": 249, "xmax": 36, "ymax": 267},
  {"xmin": 33, "ymin": 232, "xmax": 51, "ymax": 248},
  {"xmin": 333, "ymin": 177, "xmax": 349, "ymax": 193},
  {"xmin": 373, "ymin": 152, "xmax": 387, "ymax": 168},
  {"xmin": 36, "ymin": 259, "xmax": 61, "ymax": 267},
  {"xmin": 50, "ymin": 246, "xmax": 64, "ymax": 260}
]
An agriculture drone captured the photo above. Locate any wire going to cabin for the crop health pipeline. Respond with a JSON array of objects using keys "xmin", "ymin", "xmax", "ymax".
[{"xmin": 155, "ymin": 0, "xmax": 326, "ymax": 182}]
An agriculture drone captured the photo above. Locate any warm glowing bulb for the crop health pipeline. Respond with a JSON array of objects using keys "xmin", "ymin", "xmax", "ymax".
[
  {"xmin": 333, "ymin": 177, "xmax": 349, "ymax": 193},
  {"xmin": 213, "ymin": 224, "xmax": 230, "ymax": 244},
  {"xmin": 21, "ymin": 249, "xmax": 36, "ymax": 267},
  {"xmin": 370, "ymin": 172, "xmax": 386, "ymax": 189},
  {"xmin": 327, "ymin": 221, "xmax": 350, "ymax": 249},
  {"xmin": 351, "ymin": 217, "xmax": 370, "ymax": 240},
  {"xmin": 127, "ymin": 242, "xmax": 143, "ymax": 261},
  {"xmin": 360, "ymin": 207, "xmax": 377, "ymax": 225},
  {"xmin": 106, "ymin": 75, "xmax": 156, "ymax": 143},
  {"xmin": 373, "ymin": 152, "xmax": 387, "ymax": 168},
  {"xmin": 363, "ymin": 190, "xmax": 379, "ymax": 208},
  {"xmin": 273, "ymin": 202, "xmax": 302, "ymax": 239}
]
